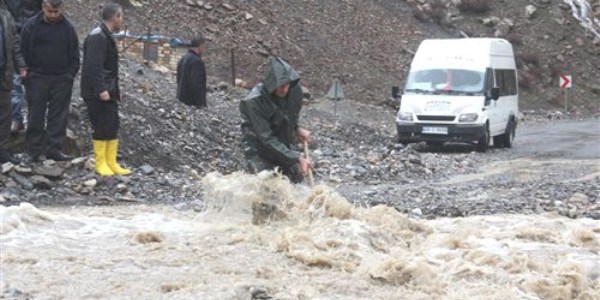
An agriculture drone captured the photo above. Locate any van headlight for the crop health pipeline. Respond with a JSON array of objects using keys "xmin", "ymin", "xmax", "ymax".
[
  {"xmin": 459, "ymin": 113, "xmax": 478, "ymax": 122},
  {"xmin": 397, "ymin": 111, "xmax": 414, "ymax": 121}
]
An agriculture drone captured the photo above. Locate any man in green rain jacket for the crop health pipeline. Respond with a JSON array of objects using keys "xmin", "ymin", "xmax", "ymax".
[{"xmin": 239, "ymin": 57, "xmax": 313, "ymax": 183}]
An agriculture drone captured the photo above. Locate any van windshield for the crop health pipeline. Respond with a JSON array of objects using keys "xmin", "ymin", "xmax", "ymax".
[{"xmin": 404, "ymin": 69, "xmax": 485, "ymax": 95}]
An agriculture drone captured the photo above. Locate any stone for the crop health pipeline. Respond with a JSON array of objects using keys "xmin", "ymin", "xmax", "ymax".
[
  {"xmin": 525, "ymin": 5, "xmax": 537, "ymax": 19},
  {"xmin": 216, "ymin": 81, "xmax": 229, "ymax": 90},
  {"xmin": 301, "ymin": 86, "xmax": 311, "ymax": 99},
  {"xmin": 174, "ymin": 203, "xmax": 189, "ymax": 211},
  {"xmin": 481, "ymin": 17, "xmax": 500, "ymax": 26},
  {"xmin": 14, "ymin": 166, "xmax": 33, "ymax": 175},
  {"xmin": 34, "ymin": 165, "xmax": 64, "ymax": 179},
  {"xmin": 1, "ymin": 162, "xmax": 13, "ymax": 173},
  {"xmin": 140, "ymin": 165, "xmax": 154, "ymax": 175},
  {"xmin": 235, "ymin": 78, "xmax": 249, "ymax": 89},
  {"xmin": 12, "ymin": 173, "xmax": 33, "ymax": 190},
  {"xmin": 221, "ymin": 3, "xmax": 235, "ymax": 11},
  {"xmin": 31, "ymin": 175, "xmax": 52, "ymax": 189},
  {"xmin": 84, "ymin": 179, "xmax": 97, "ymax": 188}
]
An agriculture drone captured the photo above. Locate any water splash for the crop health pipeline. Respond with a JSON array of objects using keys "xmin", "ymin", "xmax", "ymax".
[{"xmin": 1, "ymin": 172, "xmax": 599, "ymax": 299}]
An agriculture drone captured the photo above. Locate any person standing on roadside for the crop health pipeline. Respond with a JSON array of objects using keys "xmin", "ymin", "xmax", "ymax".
[
  {"xmin": 80, "ymin": 3, "xmax": 131, "ymax": 176},
  {"xmin": 176, "ymin": 35, "xmax": 207, "ymax": 108},
  {"xmin": 20, "ymin": 0, "xmax": 80, "ymax": 162},
  {"xmin": 0, "ymin": 1, "xmax": 27, "ymax": 164},
  {"xmin": 4, "ymin": 0, "xmax": 42, "ymax": 135},
  {"xmin": 239, "ymin": 56, "xmax": 313, "ymax": 183}
]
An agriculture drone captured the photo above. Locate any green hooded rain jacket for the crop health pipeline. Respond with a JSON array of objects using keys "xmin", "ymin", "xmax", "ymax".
[{"xmin": 239, "ymin": 57, "xmax": 304, "ymax": 170}]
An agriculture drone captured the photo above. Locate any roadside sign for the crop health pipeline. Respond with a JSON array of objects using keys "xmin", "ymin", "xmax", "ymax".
[
  {"xmin": 559, "ymin": 75, "xmax": 572, "ymax": 89},
  {"xmin": 327, "ymin": 78, "xmax": 344, "ymax": 122},
  {"xmin": 327, "ymin": 79, "xmax": 344, "ymax": 100}
]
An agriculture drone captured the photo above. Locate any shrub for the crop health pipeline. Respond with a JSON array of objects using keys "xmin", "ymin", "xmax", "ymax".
[
  {"xmin": 505, "ymin": 33, "xmax": 522, "ymax": 46},
  {"xmin": 516, "ymin": 51, "xmax": 540, "ymax": 67},
  {"xmin": 427, "ymin": 0, "xmax": 447, "ymax": 25},
  {"xmin": 519, "ymin": 70, "xmax": 536, "ymax": 90},
  {"xmin": 457, "ymin": 0, "xmax": 491, "ymax": 13}
]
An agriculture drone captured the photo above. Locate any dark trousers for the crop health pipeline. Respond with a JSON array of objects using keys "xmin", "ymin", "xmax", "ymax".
[
  {"xmin": 84, "ymin": 98, "xmax": 119, "ymax": 140},
  {"xmin": 245, "ymin": 153, "xmax": 304, "ymax": 183},
  {"xmin": 25, "ymin": 74, "xmax": 74, "ymax": 155},
  {"xmin": 0, "ymin": 90, "xmax": 11, "ymax": 150}
]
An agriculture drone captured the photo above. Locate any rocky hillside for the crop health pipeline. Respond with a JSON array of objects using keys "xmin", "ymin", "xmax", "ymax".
[{"xmin": 67, "ymin": 0, "xmax": 600, "ymax": 112}]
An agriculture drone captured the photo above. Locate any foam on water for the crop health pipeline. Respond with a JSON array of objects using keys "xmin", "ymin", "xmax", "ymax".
[{"xmin": 1, "ymin": 171, "xmax": 599, "ymax": 299}]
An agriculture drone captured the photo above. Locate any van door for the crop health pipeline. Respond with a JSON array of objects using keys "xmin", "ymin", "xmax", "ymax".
[
  {"xmin": 492, "ymin": 69, "xmax": 518, "ymax": 136},
  {"xmin": 484, "ymin": 68, "xmax": 500, "ymax": 134}
]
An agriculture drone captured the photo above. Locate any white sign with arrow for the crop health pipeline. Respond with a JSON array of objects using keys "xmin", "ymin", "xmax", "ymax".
[
  {"xmin": 559, "ymin": 75, "xmax": 572, "ymax": 89},
  {"xmin": 559, "ymin": 75, "xmax": 573, "ymax": 114}
]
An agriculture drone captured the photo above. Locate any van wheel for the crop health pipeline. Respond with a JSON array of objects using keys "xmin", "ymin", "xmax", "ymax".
[
  {"xmin": 493, "ymin": 135, "xmax": 504, "ymax": 148},
  {"xmin": 475, "ymin": 125, "xmax": 489, "ymax": 153},
  {"xmin": 502, "ymin": 120, "xmax": 516, "ymax": 148}
]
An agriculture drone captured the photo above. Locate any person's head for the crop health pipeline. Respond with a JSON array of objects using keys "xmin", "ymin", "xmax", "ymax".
[
  {"xmin": 42, "ymin": 0, "xmax": 63, "ymax": 24},
  {"xmin": 191, "ymin": 35, "xmax": 206, "ymax": 55},
  {"xmin": 102, "ymin": 3, "xmax": 123, "ymax": 32},
  {"xmin": 262, "ymin": 57, "xmax": 300, "ymax": 98},
  {"xmin": 273, "ymin": 83, "xmax": 291, "ymax": 97}
]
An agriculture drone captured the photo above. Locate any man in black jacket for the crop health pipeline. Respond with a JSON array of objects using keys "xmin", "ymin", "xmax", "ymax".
[
  {"xmin": 0, "ymin": 3, "xmax": 27, "ymax": 164},
  {"xmin": 21, "ymin": 0, "xmax": 79, "ymax": 162},
  {"xmin": 4, "ymin": 0, "xmax": 41, "ymax": 135},
  {"xmin": 81, "ymin": 3, "xmax": 130, "ymax": 176},
  {"xmin": 176, "ymin": 35, "xmax": 207, "ymax": 108}
]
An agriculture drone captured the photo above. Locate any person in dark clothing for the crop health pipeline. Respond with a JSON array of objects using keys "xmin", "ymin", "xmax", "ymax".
[
  {"xmin": 20, "ymin": 0, "xmax": 80, "ymax": 162},
  {"xmin": 0, "ymin": 3, "xmax": 27, "ymax": 164},
  {"xmin": 81, "ymin": 3, "xmax": 131, "ymax": 176},
  {"xmin": 176, "ymin": 35, "xmax": 207, "ymax": 108},
  {"xmin": 4, "ymin": 0, "xmax": 41, "ymax": 135},
  {"xmin": 239, "ymin": 57, "xmax": 313, "ymax": 183},
  {"xmin": 4, "ymin": 0, "xmax": 43, "ymax": 31}
]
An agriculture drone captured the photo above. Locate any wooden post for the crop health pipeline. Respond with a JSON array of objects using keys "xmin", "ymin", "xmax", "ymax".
[
  {"xmin": 231, "ymin": 48, "xmax": 236, "ymax": 86},
  {"xmin": 303, "ymin": 141, "xmax": 314, "ymax": 187}
]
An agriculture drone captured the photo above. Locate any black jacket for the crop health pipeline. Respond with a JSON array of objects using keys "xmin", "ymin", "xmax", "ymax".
[
  {"xmin": 81, "ymin": 23, "xmax": 120, "ymax": 100},
  {"xmin": 239, "ymin": 57, "xmax": 303, "ymax": 168},
  {"xmin": 4, "ymin": 0, "xmax": 42, "ymax": 32},
  {"xmin": 176, "ymin": 49, "xmax": 206, "ymax": 107},
  {"xmin": 20, "ymin": 12, "xmax": 80, "ymax": 77},
  {"xmin": 0, "ymin": 8, "xmax": 26, "ymax": 91}
]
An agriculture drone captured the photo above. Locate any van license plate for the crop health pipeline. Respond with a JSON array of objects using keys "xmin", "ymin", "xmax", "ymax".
[{"xmin": 422, "ymin": 126, "xmax": 448, "ymax": 135}]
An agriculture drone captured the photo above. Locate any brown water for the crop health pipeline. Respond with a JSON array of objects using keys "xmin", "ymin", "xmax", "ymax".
[{"xmin": 1, "ymin": 171, "xmax": 599, "ymax": 300}]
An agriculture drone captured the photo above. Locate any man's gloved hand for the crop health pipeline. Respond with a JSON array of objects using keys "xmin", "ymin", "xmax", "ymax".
[
  {"xmin": 297, "ymin": 127, "xmax": 311, "ymax": 143},
  {"xmin": 298, "ymin": 157, "xmax": 313, "ymax": 175}
]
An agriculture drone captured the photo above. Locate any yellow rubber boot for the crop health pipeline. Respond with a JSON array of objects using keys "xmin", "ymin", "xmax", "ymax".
[
  {"xmin": 107, "ymin": 139, "xmax": 132, "ymax": 175},
  {"xmin": 93, "ymin": 140, "xmax": 114, "ymax": 176}
]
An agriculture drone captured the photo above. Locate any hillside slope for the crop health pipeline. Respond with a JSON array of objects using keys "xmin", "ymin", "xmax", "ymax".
[{"xmin": 69, "ymin": 0, "xmax": 599, "ymax": 111}]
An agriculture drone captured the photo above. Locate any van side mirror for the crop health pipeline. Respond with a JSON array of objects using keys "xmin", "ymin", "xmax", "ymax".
[
  {"xmin": 486, "ymin": 87, "xmax": 500, "ymax": 101},
  {"xmin": 391, "ymin": 86, "xmax": 400, "ymax": 99}
]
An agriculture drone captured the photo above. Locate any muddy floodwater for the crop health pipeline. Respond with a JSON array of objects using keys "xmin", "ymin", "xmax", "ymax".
[{"xmin": 1, "ymin": 172, "xmax": 599, "ymax": 300}]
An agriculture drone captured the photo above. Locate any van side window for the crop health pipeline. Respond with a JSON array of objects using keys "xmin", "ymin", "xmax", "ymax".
[
  {"xmin": 495, "ymin": 69, "xmax": 505, "ymax": 95},
  {"xmin": 485, "ymin": 68, "xmax": 494, "ymax": 90},
  {"xmin": 495, "ymin": 69, "xmax": 518, "ymax": 96},
  {"xmin": 504, "ymin": 70, "xmax": 517, "ymax": 95}
]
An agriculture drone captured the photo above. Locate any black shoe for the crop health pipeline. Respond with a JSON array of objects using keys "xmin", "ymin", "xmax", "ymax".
[
  {"xmin": 21, "ymin": 153, "xmax": 40, "ymax": 164},
  {"xmin": 46, "ymin": 151, "xmax": 73, "ymax": 161},
  {"xmin": 0, "ymin": 149, "xmax": 21, "ymax": 164}
]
